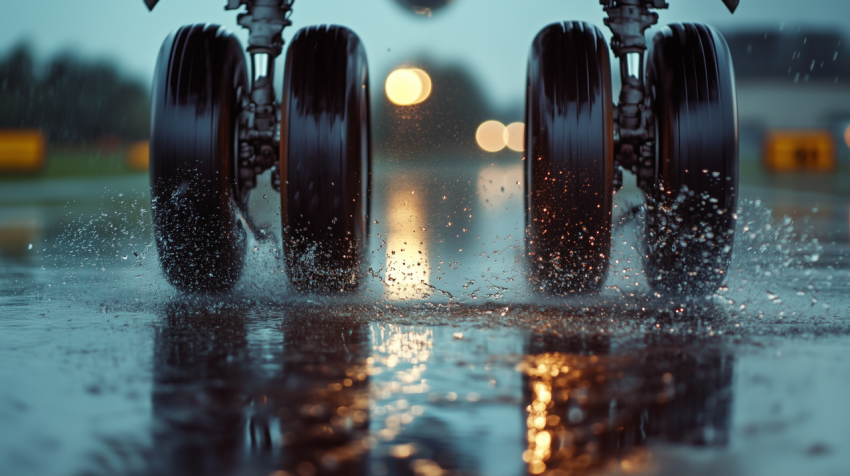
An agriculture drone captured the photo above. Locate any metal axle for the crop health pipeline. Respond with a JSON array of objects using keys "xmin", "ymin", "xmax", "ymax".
[
  {"xmin": 600, "ymin": 0, "xmax": 665, "ymax": 191},
  {"xmin": 226, "ymin": 0, "xmax": 294, "ymax": 194}
]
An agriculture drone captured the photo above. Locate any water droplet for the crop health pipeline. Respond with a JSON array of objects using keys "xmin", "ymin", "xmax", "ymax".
[{"xmin": 568, "ymin": 408, "xmax": 584, "ymax": 423}]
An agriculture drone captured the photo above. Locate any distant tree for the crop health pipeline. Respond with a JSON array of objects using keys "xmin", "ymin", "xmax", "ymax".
[
  {"xmin": 0, "ymin": 44, "xmax": 150, "ymax": 144},
  {"xmin": 0, "ymin": 44, "xmax": 38, "ymax": 131}
]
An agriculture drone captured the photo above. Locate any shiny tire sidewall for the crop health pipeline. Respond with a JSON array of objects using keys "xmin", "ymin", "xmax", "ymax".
[
  {"xmin": 644, "ymin": 23, "xmax": 739, "ymax": 296},
  {"xmin": 525, "ymin": 21, "xmax": 614, "ymax": 295},
  {"xmin": 281, "ymin": 25, "xmax": 371, "ymax": 293}
]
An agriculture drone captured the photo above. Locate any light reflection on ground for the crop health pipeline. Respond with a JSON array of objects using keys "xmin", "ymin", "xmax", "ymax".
[{"xmin": 384, "ymin": 187, "xmax": 431, "ymax": 301}]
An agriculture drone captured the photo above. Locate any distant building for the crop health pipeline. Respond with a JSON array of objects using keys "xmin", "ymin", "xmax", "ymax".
[{"xmin": 722, "ymin": 28, "xmax": 850, "ymax": 161}]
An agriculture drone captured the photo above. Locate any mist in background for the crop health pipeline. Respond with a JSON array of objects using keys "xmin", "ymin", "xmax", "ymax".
[{"xmin": 1, "ymin": 0, "xmax": 848, "ymax": 103}]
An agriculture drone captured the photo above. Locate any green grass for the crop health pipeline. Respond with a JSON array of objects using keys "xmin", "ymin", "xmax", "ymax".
[
  {"xmin": 3, "ymin": 148, "xmax": 848, "ymax": 199},
  {"xmin": 739, "ymin": 155, "xmax": 850, "ymax": 197},
  {"xmin": 0, "ymin": 147, "xmax": 146, "ymax": 181}
]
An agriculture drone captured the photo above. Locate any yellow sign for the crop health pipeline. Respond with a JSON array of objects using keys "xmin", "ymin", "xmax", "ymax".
[
  {"xmin": 0, "ymin": 130, "xmax": 46, "ymax": 172},
  {"xmin": 763, "ymin": 130, "xmax": 835, "ymax": 172},
  {"xmin": 126, "ymin": 141, "xmax": 150, "ymax": 171}
]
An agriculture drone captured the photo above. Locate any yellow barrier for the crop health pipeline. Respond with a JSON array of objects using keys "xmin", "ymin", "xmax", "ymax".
[
  {"xmin": 0, "ymin": 130, "xmax": 46, "ymax": 172},
  {"xmin": 126, "ymin": 141, "xmax": 150, "ymax": 171},
  {"xmin": 763, "ymin": 130, "xmax": 835, "ymax": 172},
  {"xmin": 0, "ymin": 216, "xmax": 42, "ymax": 257}
]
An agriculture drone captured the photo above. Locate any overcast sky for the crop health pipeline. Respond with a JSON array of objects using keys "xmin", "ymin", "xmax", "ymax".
[{"xmin": 1, "ymin": 0, "xmax": 848, "ymax": 109}]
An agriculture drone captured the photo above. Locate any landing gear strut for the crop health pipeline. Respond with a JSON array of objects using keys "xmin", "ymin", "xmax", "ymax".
[
  {"xmin": 227, "ymin": 0, "xmax": 291, "ymax": 198},
  {"xmin": 603, "ymin": 0, "xmax": 661, "ymax": 191},
  {"xmin": 525, "ymin": 0, "xmax": 740, "ymax": 296}
]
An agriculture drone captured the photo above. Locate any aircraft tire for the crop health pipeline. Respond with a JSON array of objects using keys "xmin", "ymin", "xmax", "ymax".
[
  {"xmin": 524, "ymin": 21, "xmax": 615, "ymax": 295},
  {"xmin": 281, "ymin": 25, "xmax": 372, "ymax": 293},
  {"xmin": 149, "ymin": 24, "xmax": 248, "ymax": 293},
  {"xmin": 644, "ymin": 23, "xmax": 739, "ymax": 296}
]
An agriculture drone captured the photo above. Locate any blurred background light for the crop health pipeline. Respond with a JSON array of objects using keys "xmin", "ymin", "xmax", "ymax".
[
  {"xmin": 410, "ymin": 68, "xmax": 432, "ymax": 103},
  {"xmin": 385, "ymin": 69, "xmax": 420, "ymax": 105},
  {"xmin": 385, "ymin": 188, "xmax": 430, "ymax": 300},
  {"xmin": 125, "ymin": 141, "xmax": 149, "ymax": 171},
  {"xmin": 504, "ymin": 122, "xmax": 524, "ymax": 152},
  {"xmin": 385, "ymin": 68, "xmax": 431, "ymax": 106},
  {"xmin": 844, "ymin": 124, "xmax": 850, "ymax": 148},
  {"xmin": 476, "ymin": 120, "xmax": 506, "ymax": 152},
  {"xmin": 0, "ymin": 130, "xmax": 45, "ymax": 172}
]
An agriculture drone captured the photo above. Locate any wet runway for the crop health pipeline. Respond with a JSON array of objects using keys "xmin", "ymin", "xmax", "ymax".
[{"xmin": 1, "ymin": 159, "xmax": 849, "ymax": 476}]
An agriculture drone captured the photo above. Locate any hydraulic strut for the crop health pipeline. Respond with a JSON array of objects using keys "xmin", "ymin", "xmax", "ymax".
[
  {"xmin": 226, "ymin": 0, "xmax": 294, "ymax": 195},
  {"xmin": 600, "ymin": 0, "xmax": 665, "ymax": 191}
]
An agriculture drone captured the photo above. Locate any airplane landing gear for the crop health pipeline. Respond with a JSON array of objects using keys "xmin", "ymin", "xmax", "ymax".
[
  {"xmin": 525, "ymin": 0, "xmax": 739, "ymax": 296},
  {"xmin": 148, "ymin": 0, "xmax": 372, "ymax": 294}
]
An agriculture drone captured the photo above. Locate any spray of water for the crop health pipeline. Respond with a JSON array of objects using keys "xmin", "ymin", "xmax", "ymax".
[{"xmin": 37, "ymin": 176, "xmax": 848, "ymax": 338}]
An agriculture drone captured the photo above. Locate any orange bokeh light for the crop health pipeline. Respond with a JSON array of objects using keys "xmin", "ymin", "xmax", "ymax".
[
  {"xmin": 409, "ymin": 68, "xmax": 432, "ymax": 103},
  {"xmin": 504, "ymin": 122, "xmax": 525, "ymax": 152},
  {"xmin": 476, "ymin": 120, "xmax": 506, "ymax": 152},
  {"xmin": 385, "ymin": 68, "xmax": 432, "ymax": 106}
]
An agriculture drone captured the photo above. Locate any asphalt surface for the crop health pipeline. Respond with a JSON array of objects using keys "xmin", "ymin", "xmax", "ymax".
[{"xmin": 1, "ymin": 161, "xmax": 849, "ymax": 476}]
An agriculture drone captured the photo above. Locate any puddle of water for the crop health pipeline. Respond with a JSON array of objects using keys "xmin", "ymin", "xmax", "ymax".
[{"xmin": 2, "ymin": 164, "xmax": 850, "ymax": 476}]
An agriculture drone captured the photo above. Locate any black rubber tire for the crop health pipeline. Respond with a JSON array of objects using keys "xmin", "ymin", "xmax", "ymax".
[
  {"xmin": 150, "ymin": 24, "xmax": 248, "ymax": 293},
  {"xmin": 525, "ymin": 22, "xmax": 614, "ymax": 294},
  {"xmin": 280, "ymin": 25, "xmax": 371, "ymax": 293},
  {"xmin": 644, "ymin": 23, "xmax": 738, "ymax": 296}
]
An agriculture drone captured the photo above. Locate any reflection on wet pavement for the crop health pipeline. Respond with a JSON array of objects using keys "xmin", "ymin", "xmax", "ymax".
[
  {"xmin": 151, "ymin": 307, "xmax": 254, "ymax": 475},
  {"xmin": 144, "ymin": 304, "xmax": 528, "ymax": 476},
  {"xmin": 0, "ymin": 208, "xmax": 42, "ymax": 258},
  {"xmin": 1, "ymin": 164, "xmax": 850, "ymax": 476},
  {"xmin": 384, "ymin": 186, "xmax": 431, "ymax": 300},
  {"xmin": 521, "ymin": 333, "xmax": 732, "ymax": 475},
  {"xmin": 149, "ymin": 305, "xmax": 374, "ymax": 476}
]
